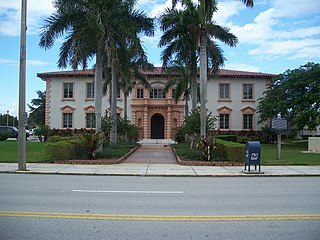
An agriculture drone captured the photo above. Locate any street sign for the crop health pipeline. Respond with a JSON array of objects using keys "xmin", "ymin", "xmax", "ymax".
[{"xmin": 271, "ymin": 118, "xmax": 288, "ymax": 133}]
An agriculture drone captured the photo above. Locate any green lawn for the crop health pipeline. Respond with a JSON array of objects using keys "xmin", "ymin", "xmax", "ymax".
[
  {"xmin": 0, "ymin": 139, "xmax": 319, "ymax": 165},
  {"xmin": 261, "ymin": 141, "xmax": 320, "ymax": 165},
  {"xmin": 0, "ymin": 141, "xmax": 48, "ymax": 163}
]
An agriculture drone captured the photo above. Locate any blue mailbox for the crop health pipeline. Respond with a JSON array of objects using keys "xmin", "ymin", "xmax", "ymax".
[{"xmin": 244, "ymin": 141, "xmax": 261, "ymax": 172}]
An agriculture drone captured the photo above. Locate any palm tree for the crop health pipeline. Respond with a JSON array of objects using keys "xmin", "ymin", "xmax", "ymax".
[
  {"xmin": 163, "ymin": 60, "xmax": 191, "ymax": 118},
  {"xmin": 161, "ymin": 0, "xmax": 241, "ymax": 138},
  {"xmin": 159, "ymin": 3, "xmax": 199, "ymax": 111},
  {"xmin": 39, "ymin": 0, "xmax": 122, "ymax": 132},
  {"xmin": 172, "ymin": 0, "xmax": 254, "ymax": 138},
  {"xmin": 108, "ymin": 3, "xmax": 154, "ymax": 144},
  {"xmin": 39, "ymin": 0, "xmax": 154, "ymax": 145}
]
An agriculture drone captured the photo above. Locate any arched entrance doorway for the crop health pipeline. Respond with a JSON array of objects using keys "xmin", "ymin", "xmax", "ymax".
[{"xmin": 151, "ymin": 113, "xmax": 164, "ymax": 139}]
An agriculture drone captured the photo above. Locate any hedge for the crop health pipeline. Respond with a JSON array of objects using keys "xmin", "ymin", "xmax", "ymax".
[
  {"xmin": 46, "ymin": 137, "xmax": 86, "ymax": 161},
  {"xmin": 215, "ymin": 139, "xmax": 245, "ymax": 162},
  {"xmin": 215, "ymin": 135, "xmax": 237, "ymax": 142}
]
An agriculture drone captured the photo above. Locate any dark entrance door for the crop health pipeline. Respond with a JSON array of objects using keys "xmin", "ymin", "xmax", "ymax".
[{"xmin": 151, "ymin": 114, "xmax": 164, "ymax": 139}]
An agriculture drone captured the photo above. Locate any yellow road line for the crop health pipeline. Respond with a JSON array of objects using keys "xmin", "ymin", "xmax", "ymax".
[{"xmin": 1, "ymin": 211, "xmax": 320, "ymax": 221}]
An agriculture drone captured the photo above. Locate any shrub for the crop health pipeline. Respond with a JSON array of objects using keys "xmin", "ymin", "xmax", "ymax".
[
  {"xmin": 79, "ymin": 132, "xmax": 105, "ymax": 159},
  {"xmin": 101, "ymin": 116, "xmax": 138, "ymax": 143},
  {"xmin": 196, "ymin": 136, "xmax": 215, "ymax": 161},
  {"xmin": 34, "ymin": 125, "xmax": 50, "ymax": 142},
  {"xmin": 210, "ymin": 130, "xmax": 274, "ymax": 143},
  {"xmin": 173, "ymin": 144, "xmax": 204, "ymax": 160},
  {"xmin": 176, "ymin": 110, "xmax": 217, "ymax": 143},
  {"xmin": 46, "ymin": 137, "xmax": 85, "ymax": 161},
  {"xmin": 0, "ymin": 131, "xmax": 10, "ymax": 141},
  {"xmin": 215, "ymin": 139, "xmax": 245, "ymax": 162},
  {"xmin": 215, "ymin": 135, "xmax": 237, "ymax": 142}
]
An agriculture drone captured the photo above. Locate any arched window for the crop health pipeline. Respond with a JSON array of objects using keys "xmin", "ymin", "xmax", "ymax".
[{"xmin": 150, "ymin": 83, "xmax": 166, "ymax": 99}]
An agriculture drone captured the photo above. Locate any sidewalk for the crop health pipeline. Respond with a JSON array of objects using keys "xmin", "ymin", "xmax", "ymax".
[
  {"xmin": 1, "ymin": 144, "xmax": 320, "ymax": 177},
  {"xmin": 1, "ymin": 162, "xmax": 320, "ymax": 176}
]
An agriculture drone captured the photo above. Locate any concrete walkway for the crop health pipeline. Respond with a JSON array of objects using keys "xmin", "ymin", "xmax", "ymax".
[
  {"xmin": 124, "ymin": 144, "xmax": 176, "ymax": 164},
  {"xmin": 1, "ymin": 144, "xmax": 320, "ymax": 177}
]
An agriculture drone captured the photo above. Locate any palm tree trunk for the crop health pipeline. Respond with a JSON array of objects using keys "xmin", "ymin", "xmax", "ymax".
[
  {"xmin": 199, "ymin": 27, "xmax": 207, "ymax": 139},
  {"xmin": 94, "ymin": 50, "xmax": 103, "ymax": 132},
  {"xmin": 124, "ymin": 90, "xmax": 128, "ymax": 143},
  {"xmin": 184, "ymin": 94, "xmax": 189, "ymax": 118},
  {"xmin": 191, "ymin": 66, "xmax": 197, "ymax": 110},
  {"xmin": 110, "ymin": 58, "xmax": 119, "ymax": 144}
]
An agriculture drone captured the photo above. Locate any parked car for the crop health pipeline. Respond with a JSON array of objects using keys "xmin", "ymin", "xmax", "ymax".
[
  {"xmin": 0, "ymin": 126, "xmax": 29, "ymax": 140},
  {"xmin": 0, "ymin": 126, "xmax": 18, "ymax": 139}
]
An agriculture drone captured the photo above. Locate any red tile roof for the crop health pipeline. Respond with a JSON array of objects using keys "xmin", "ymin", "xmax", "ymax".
[{"xmin": 37, "ymin": 67, "xmax": 276, "ymax": 79}]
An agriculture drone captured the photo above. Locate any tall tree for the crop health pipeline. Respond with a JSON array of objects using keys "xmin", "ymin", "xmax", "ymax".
[
  {"xmin": 39, "ymin": 0, "xmax": 121, "ymax": 132},
  {"xmin": 108, "ymin": 2, "xmax": 154, "ymax": 144},
  {"xmin": 258, "ymin": 62, "xmax": 320, "ymax": 131},
  {"xmin": 159, "ymin": 2, "xmax": 227, "ymax": 111},
  {"xmin": 28, "ymin": 90, "xmax": 46, "ymax": 126},
  {"xmin": 163, "ymin": 60, "xmax": 191, "ymax": 118},
  {"xmin": 194, "ymin": 0, "xmax": 254, "ymax": 139},
  {"xmin": 40, "ymin": 0, "xmax": 153, "ymax": 145}
]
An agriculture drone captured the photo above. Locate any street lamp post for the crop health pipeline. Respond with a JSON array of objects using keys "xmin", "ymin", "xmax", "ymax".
[
  {"xmin": 18, "ymin": 0, "xmax": 27, "ymax": 171},
  {"xmin": 7, "ymin": 110, "xmax": 9, "ymax": 126}
]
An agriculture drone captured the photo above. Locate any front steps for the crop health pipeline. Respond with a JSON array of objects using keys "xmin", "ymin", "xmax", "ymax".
[{"xmin": 137, "ymin": 139, "xmax": 177, "ymax": 144}]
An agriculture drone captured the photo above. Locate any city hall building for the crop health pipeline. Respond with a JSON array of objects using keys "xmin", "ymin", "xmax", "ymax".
[{"xmin": 37, "ymin": 67, "xmax": 274, "ymax": 141}]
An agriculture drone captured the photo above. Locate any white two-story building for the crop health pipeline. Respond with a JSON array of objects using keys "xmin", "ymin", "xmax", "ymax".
[{"xmin": 37, "ymin": 68, "xmax": 275, "ymax": 141}]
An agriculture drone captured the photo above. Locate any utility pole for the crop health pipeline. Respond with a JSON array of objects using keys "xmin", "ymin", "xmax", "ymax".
[
  {"xmin": 7, "ymin": 110, "xmax": 9, "ymax": 126},
  {"xmin": 18, "ymin": 0, "xmax": 27, "ymax": 171}
]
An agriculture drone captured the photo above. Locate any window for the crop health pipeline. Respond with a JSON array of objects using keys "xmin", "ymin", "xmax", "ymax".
[
  {"xmin": 172, "ymin": 89, "xmax": 175, "ymax": 98},
  {"xmin": 86, "ymin": 113, "xmax": 96, "ymax": 128},
  {"xmin": 219, "ymin": 84, "xmax": 230, "ymax": 99},
  {"xmin": 137, "ymin": 88, "xmax": 144, "ymax": 98},
  {"xmin": 219, "ymin": 114, "xmax": 229, "ymax": 129},
  {"xmin": 86, "ymin": 82, "xmax": 94, "ymax": 98},
  {"xmin": 63, "ymin": 113, "xmax": 73, "ymax": 128},
  {"xmin": 243, "ymin": 84, "xmax": 253, "ymax": 99},
  {"xmin": 150, "ymin": 89, "xmax": 166, "ymax": 98},
  {"xmin": 63, "ymin": 83, "xmax": 74, "ymax": 98},
  {"xmin": 243, "ymin": 114, "xmax": 253, "ymax": 129}
]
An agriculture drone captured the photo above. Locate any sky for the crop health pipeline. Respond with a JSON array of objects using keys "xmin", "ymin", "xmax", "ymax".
[{"xmin": 0, "ymin": 0, "xmax": 319, "ymax": 117}]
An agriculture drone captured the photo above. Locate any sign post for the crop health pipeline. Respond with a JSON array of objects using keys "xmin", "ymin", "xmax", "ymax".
[{"xmin": 271, "ymin": 114, "xmax": 288, "ymax": 160}]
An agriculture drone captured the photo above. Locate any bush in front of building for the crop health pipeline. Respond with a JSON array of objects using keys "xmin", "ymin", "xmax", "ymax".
[
  {"xmin": 215, "ymin": 135, "xmax": 238, "ymax": 142},
  {"xmin": 46, "ymin": 137, "xmax": 86, "ymax": 161},
  {"xmin": 172, "ymin": 143, "xmax": 204, "ymax": 160},
  {"xmin": 214, "ymin": 139, "xmax": 245, "ymax": 162},
  {"xmin": 175, "ymin": 110, "xmax": 217, "ymax": 143},
  {"xmin": 173, "ymin": 139, "xmax": 245, "ymax": 162},
  {"xmin": 101, "ymin": 115, "xmax": 138, "ymax": 144},
  {"xmin": 211, "ymin": 129, "xmax": 275, "ymax": 144}
]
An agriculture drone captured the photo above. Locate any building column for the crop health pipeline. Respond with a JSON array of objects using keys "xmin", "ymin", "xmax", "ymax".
[
  {"xmin": 166, "ymin": 106, "xmax": 172, "ymax": 139},
  {"xmin": 143, "ymin": 104, "xmax": 149, "ymax": 139}
]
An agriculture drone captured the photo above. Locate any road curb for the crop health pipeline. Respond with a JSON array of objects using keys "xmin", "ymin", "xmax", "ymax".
[{"xmin": 2, "ymin": 170, "xmax": 320, "ymax": 177}]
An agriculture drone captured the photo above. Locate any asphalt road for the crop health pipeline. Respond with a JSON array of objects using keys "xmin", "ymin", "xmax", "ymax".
[{"xmin": 0, "ymin": 174, "xmax": 319, "ymax": 240}]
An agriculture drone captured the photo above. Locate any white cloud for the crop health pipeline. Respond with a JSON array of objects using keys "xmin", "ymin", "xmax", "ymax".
[
  {"xmin": 249, "ymin": 39, "xmax": 320, "ymax": 57},
  {"xmin": 0, "ymin": 0, "xmax": 54, "ymax": 36},
  {"xmin": 27, "ymin": 60, "xmax": 50, "ymax": 67},
  {"xmin": 214, "ymin": 1, "xmax": 246, "ymax": 25},
  {"xmin": 216, "ymin": 0, "xmax": 320, "ymax": 61},
  {"xmin": 291, "ymin": 46, "xmax": 320, "ymax": 60},
  {"xmin": 0, "ymin": 58, "xmax": 18, "ymax": 66},
  {"xmin": 223, "ymin": 63, "xmax": 259, "ymax": 72},
  {"xmin": 272, "ymin": 0, "xmax": 320, "ymax": 18},
  {"xmin": 0, "ymin": 101, "xmax": 18, "ymax": 117},
  {"xmin": 0, "ymin": 58, "xmax": 50, "ymax": 67}
]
